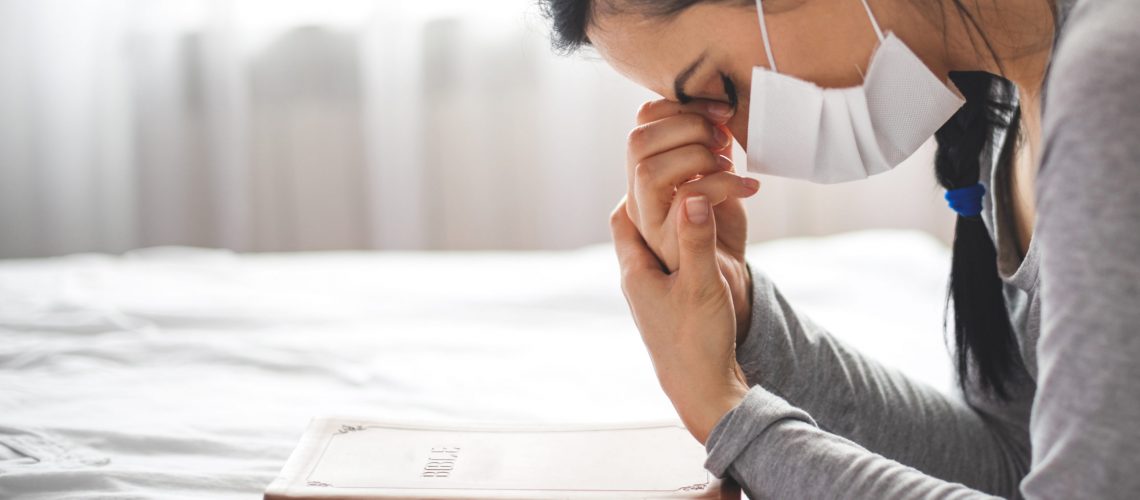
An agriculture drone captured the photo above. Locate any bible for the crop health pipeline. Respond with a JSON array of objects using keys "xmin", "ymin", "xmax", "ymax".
[{"xmin": 265, "ymin": 417, "xmax": 741, "ymax": 499}]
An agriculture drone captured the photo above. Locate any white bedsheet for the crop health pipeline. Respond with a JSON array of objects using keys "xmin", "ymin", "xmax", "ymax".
[{"xmin": 0, "ymin": 230, "xmax": 954, "ymax": 499}]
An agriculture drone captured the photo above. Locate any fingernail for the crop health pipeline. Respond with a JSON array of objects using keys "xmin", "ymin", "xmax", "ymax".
[
  {"xmin": 685, "ymin": 195, "xmax": 709, "ymax": 224},
  {"xmin": 707, "ymin": 102, "xmax": 734, "ymax": 121},
  {"xmin": 740, "ymin": 176, "xmax": 760, "ymax": 194},
  {"xmin": 713, "ymin": 127, "xmax": 729, "ymax": 148},
  {"xmin": 717, "ymin": 154, "xmax": 734, "ymax": 171}
]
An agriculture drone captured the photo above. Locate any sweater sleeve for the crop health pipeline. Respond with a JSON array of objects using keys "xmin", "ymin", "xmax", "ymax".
[
  {"xmin": 1021, "ymin": 0, "xmax": 1140, "ymax": 497},
  {"xmin": 710, "ymin": 0, "xmax": 1140, "ymax": 497},
  {"xmin": 719, "ymin": 265, "xmax": 1029, "ymax": 496},
  {"xmin": 704, "ymin": 385, "xmax": 1001, "ymax": 499}
]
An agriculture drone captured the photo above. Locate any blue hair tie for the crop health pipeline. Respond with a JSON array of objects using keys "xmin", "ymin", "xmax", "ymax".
[{"xmin": 944, "ymin": 183, "xmax": 986, "ymax": 217}]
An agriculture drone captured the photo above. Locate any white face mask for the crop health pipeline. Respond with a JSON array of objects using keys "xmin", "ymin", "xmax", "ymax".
[{"xmin": 745, "ymin": 0, "xmax": 966, "ymax": 184}]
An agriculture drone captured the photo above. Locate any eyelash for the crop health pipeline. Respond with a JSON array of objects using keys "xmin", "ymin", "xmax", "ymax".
[
  {"xmin": 721, "ymin": 72, "xmax": 739, "ymax": 110},
  {"xmin": 677, "ymin": 72, "xmax": 738, "ymax": 109}
]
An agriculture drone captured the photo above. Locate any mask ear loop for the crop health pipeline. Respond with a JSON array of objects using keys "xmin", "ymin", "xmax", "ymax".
[
  {"xmin": 859, "ymin": 0, "xmax": 885, "ymax": 41},
  {"xmin": 759, "ymin": 0, "xmax": 882, "ymax": 72},
  {"xmin": 754, "ymin": 0, "xmax": 779, "ymax": 73}
]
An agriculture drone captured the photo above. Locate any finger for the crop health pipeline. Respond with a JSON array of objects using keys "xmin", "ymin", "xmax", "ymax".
[
  {"xmin": 610, "ymin": 198, "xmax": 667, "ymax": 282},
  {"xmin": 626, "ymin": 99, "xmax": 734, "ymax": 229},
  {"xmin": 713, "ymin": 195, "xmax": 749, "ymax": 254},
  {"xmin": 626, "ymin": 115, "xmax": 729, "ymax": 205},
  {"xmin": 713, "ymin": 123, "xmax": 735, "ymax": 158},
  {"xmin": 674, "ymin": 170, "xmax": 761, "ymax": 209},
  {"xmin": 627, "ymin": 113, "xmax": 732, "ymax": 164},
  {"xmin": 633, "ymin": 144, "xmax": 720, "ymax": 228},
  {"xmin": 635, "ymin": 150, "xmax": 755, "ymax": 227},
  {"xmin": 636, "ymin": 98, "xmax": 735, "ymax": 126},
  {"xmin": 676, "ymin": 195, "xmax": 720, "ymax": 285}
]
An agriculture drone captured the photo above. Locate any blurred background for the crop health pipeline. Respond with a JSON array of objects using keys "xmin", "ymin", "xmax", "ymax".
[{"xmin": 0, "ymin": 0, "xmax": 954, "ymax": 259}]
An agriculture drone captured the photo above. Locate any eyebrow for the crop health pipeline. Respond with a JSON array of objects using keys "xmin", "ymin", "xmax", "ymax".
[{"xmin": 673, "ymin": 50, "xmax": 709, "ymax": 103}]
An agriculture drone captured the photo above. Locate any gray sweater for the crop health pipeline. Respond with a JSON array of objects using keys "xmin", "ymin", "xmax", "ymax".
[{"xmin": 702, "ymin": 0, "xmax": 1140, "ymax": 498}]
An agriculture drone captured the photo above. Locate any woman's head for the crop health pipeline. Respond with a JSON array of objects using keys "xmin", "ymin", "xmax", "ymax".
[
  {"xmin": 541, "ymin": 0, "xmax": 1056, "ymax": 399},
  {"xmin": 546, "ymin": 0, "xmax": 920, "ymax": 150},
  {"xmin": 540, "ymin": 0, "xmax": 1050, "ymax": 148}
]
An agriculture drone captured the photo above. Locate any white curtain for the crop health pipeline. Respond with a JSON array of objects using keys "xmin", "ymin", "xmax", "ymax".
[{"xmin": 0, "ymin": 0, "xmax": 953, "ymax": 259}]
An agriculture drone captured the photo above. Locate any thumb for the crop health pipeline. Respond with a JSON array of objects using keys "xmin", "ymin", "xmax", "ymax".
[{"xmin": 678, "ymin": 194, "xmax": 719, "ymax": 283}]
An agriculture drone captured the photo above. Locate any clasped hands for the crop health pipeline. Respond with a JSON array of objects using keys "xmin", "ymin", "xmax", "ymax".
[{"xmin": 610, "ymin": 98, "xmax": 758, "ymax": 445}]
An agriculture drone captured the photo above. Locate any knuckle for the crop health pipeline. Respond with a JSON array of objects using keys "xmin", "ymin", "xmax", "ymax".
[
  {"xmin": 632, "ymin": 160, "xmax": 655, "ymax": 186},
  {"xmin": 675, "ymin": 114, "xmax": 715, "ymax": 144},
  {"xmin": 624, "ymin": 199, "xmax": 639, "ymax": 224},
  {"xmin": 724, "ymin": 172, "xmax": 748, "ymax": 190},
  {"xmin": 609, "ymin": 200, "xmax": 629, "ymax": 230},
  {"xmin": 681, "ymin": 113, "xmax": 711, "ymax": 133},
  {"xmin": 626, "ymin": 124, "xmax": 648, "ymax": 150},
  {"xmin": 685, "ymin": 280, "xmax": 724, "ymax": 306},
  {"xmin": 636, "ymin": 101, "xmax": 659, "ymax": 123},
  {"xmin": 703, "ymin": 170, "xmax": 735, "ymax": 187},
  {"xmin": 680, "ymin": 143, "xmax": 717, "ymax": 168},
  {"xmin": 620, "ymin": 266, "xmax": 637, "ymax": 286},
  {"xmin": 679, "ymin": 231, "xmax": 710, "ymax": 254},
  {"xmin": 620, "ymin": 267, "xmax": 646, "ymax": 293}
]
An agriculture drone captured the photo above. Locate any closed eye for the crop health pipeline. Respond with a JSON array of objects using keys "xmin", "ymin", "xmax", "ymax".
[
  {"xmin": 721, "ymin": 72, "xmax": 738, "ymax": 110},
  {"xmin": 676, "ymin": 70, "xmax": 738, "ymax": 109}
]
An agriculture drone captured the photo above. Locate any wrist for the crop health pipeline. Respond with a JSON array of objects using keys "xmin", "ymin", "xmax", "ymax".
[{"xmin": 683, "ymin": 382, "xmax": 749, "ymax": 446}]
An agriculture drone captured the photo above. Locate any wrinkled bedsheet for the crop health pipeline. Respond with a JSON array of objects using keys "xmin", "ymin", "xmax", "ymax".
[{"xmin": 0, "ymin": 230, "xmax": 954, "ymax": 499}]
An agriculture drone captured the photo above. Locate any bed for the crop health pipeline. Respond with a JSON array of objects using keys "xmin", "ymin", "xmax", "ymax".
[{"xmin": 0, "ymin": 230, "xmax": 955, "ymax": 499}]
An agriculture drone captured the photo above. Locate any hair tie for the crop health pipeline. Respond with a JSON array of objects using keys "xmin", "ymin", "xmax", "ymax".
[{"xmin": 945, "ymin": 183, "xmax": 986, "ymax": 217}]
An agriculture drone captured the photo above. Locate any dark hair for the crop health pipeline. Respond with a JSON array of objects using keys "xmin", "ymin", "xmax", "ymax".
[
  {"xmin": 935, "ymin": 72, "xmax": 1022, "ymax": 399},
  {"xmin": 540, "ymin": 0, "xmax": 753, "ymax": 55},
  {"xmin": 539, "ymin": 0, "xmax": 1044, "ymax": 399}
]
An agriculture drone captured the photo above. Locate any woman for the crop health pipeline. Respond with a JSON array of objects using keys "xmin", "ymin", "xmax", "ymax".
[{"xmin": 540, "ymin": 0, "xmax": 1139, "ymax": 498}]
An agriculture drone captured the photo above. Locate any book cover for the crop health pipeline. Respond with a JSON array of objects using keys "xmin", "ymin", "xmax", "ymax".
[{"xmin": 265, "ymin": 418, "xmax": 741, "ymax": 499}]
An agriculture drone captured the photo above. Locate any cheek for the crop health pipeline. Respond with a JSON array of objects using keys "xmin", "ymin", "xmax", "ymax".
[{"xmin": 726, "ymin": 69, "xmax": 752, "ymax": 152}]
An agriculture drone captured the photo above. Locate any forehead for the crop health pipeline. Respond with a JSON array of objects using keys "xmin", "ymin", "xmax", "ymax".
[{"xmin": 585, "ymin": 5, "xmax": 720, "ymax": 98}]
